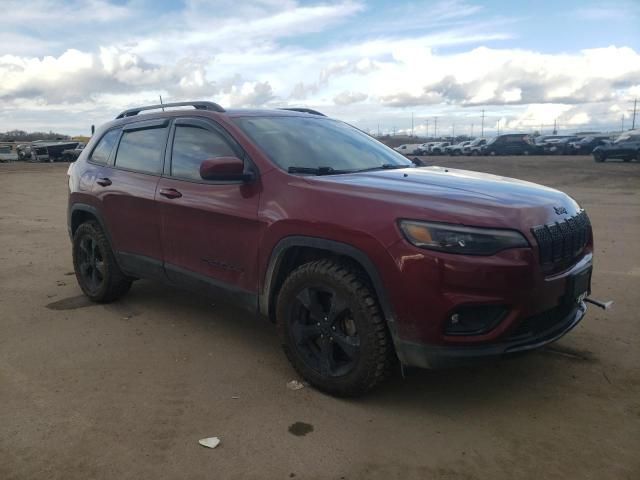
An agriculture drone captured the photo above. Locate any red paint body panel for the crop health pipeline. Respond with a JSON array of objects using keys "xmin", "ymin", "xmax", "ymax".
[{"xmin": 68, "ymin": 109, "xmax": 594, "ymax": 368}]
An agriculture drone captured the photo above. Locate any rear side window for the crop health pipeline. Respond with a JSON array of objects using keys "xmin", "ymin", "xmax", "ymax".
[
  {"xmin": 89, "ymin": 129, "xmax": 120, "ymax": 164},
  {"xmin": 171, "ymin": 125, "xmax": 236, "ymax": 180},
  {"xmin": 114, "ymin": 127, "xmax": 167, "ymax": 174}
]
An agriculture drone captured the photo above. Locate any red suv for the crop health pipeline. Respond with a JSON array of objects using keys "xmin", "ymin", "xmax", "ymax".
[{"xmin": 68, "ymin": 101, "xmax": 594, "ymax": 396}]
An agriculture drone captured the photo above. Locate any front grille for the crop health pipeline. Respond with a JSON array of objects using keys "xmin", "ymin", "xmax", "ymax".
[{"xmin": 531, "ymin": 210, "xmax": 591, "ymax": 272}]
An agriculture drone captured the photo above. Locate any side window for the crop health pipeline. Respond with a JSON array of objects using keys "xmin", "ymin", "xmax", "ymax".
[
  {"xmin": 171, "ymin": 125, "xmax": 236, "ymax": 180},
  {"xmin": 114, "ymin": 127, "xmax": 167, "ymax": 174},
  {"xmin": 89, "ymin": 129, "xmax": 120, "ymax": 164}
]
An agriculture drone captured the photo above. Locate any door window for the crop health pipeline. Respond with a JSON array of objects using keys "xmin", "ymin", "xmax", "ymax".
[
  {"xmin": 114, "ymin": 127, "xmax": 167, "ymax": 174},
  {"xmin": 89, "ymin": 129, "xmax": 120, "ymax": 164},
  {"xmin": 171, "ymin": 125, "xmax": 236, "ymax": 180}
]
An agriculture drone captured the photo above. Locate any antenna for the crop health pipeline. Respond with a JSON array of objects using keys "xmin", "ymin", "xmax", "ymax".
[{"xmin": 159, "ymin": 95, "xmax": 165, "ymax": 112}]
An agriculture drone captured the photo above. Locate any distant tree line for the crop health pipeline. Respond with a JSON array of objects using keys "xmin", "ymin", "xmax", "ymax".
[{"xmin": 0, "ymin": 130, "xmax": 71, "ymax": 142}]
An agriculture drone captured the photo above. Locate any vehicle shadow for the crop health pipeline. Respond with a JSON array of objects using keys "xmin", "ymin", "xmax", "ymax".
[{"xmin": 113, "ymin": 279, "xmax": 592, "ymax": 411}]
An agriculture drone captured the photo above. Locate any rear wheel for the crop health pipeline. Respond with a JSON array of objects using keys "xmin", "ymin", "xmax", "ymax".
[
  {"xmin": 593, "ymin": 151, "xmax": 606, "ymax": 163},
  {"xmin": 73, "ymin": 221, "xmax": 132, "ymax": 302},
  {"xmin": 276, "ymin": 259, "xmax": 394, "ymax": 397}
]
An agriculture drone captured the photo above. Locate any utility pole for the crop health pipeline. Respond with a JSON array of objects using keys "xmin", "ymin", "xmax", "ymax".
[
  {"xmin": 621, "ymin": 115, "xmax": 625, "ymax": 133},
  {"xmin": 471, "ymin": 123, "xmax": 474, "ymax": 137},
  {"xmin": 481, "ymin": 109, "xmax": 485, "ymax": 137},
  {"xmin": 377, "ymin": 123, "xmax": 380, "ymax": 137},
  {"xmin": 425, "ymin": 120, "xmax": 429, "ymax": 139},
  {"xmin": 451, "ymin": 123, "xmax": 455, "ymax": 140},
  {"xmin": 411, "ymin": 112, "xmax": 414, "ymax": 137},
  {"xmin": 553, "ymin": 119, "xmax": 557, "ymax": 135},
  {"xmin": 434, "ymin": 117, "xmax": 438, "ymax": 139},
  {"xmin": 630, "ymin": 98, "xmax": 637, "ymax": 130}
]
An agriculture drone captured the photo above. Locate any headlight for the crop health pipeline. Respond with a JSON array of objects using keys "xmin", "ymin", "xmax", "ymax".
[{"xmin": 399, "ymin": 220, "xmax": 529, "ymax": 255}]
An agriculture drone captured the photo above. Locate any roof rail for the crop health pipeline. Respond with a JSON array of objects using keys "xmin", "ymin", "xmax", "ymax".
[
  {"xmin": 115, "ymin": 101, "xmax": 225, "ymax": 119},
  {"xmin": 279, "ymin": 107, "xmax": 326, "ymax": 117}
]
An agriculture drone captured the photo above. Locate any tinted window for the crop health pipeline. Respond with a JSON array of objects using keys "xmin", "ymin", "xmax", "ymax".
[
  {"xmin": 114, "ymin": 127, "xmax": 167, "ymax": 174},
  {"xmin": 89, "ymin": 129, "xmax": 120, "ymax": 164},
  {"xmin": 171, "ymin": 125, "xmax": 236, "ymax": 180},
  {"xmin": 234, "ymin": 116, "xmax": 412, "ymax": 172}
]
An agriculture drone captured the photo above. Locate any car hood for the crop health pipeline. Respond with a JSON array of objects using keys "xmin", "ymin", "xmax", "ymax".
[{"xmin": 308, "ymin": 166, "xmax": 581, "ymax": 231}]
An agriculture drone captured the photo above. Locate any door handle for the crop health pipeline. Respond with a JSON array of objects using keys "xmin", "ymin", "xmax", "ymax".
[
  {"xmin": 96, "ymin": 177, "xmax": 112, "ymax": 187},
  {"xmin": 159, "ymin": 188, "xmax": 182, "ymax": 199}
]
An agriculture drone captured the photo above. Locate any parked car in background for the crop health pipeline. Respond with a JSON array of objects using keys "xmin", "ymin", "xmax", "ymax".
[
  {"xmin": 543, "ymin": 136, "xmax": 581, "ymax": 155},
  {"xmin": 467, "ymin": 138, "xmax": 488, "ymax": 155},
  {"xmin": 394, "ymin": 144, "xmax": 422, "ymax": 155},
  {"xmin": 62, "ymin": 144, "xmax": 86, "ymax": 161},
  {"xmin": 480, "ymin": 134, "xmax": 541, "ymax": 156},
  {"xmin": 592, "ymin": 131, "xmax": 640, "ymax": 162},
  {"xmin": 567, "ymin": 135, "xmax": 611, "ymax": 155},
  {"xmin": 446, "ymin": 141, "xmax": 472, "ymax": 156},
  {"xmin": 430, "ymin": 142, "xmax": 451, "ymax": 155}
]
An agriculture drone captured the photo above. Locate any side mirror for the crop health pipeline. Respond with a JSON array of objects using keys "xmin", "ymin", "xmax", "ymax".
[{"xmin": 199, "ymin": 157, "xmax": 254, "ymax": 182}]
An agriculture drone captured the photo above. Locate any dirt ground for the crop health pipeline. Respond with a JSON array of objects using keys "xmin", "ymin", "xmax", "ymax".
[{"xmin": 1, "ymin": 156, "xmax": 639, "ymax": 480}]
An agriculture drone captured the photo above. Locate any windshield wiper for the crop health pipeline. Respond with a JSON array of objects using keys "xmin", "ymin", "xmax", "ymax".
[
  {"xmin": 287, "ymin": 166, "xmax": 353, "ymax": 175},
  {"xmin": 353, "ymin": 163, "xmax": 413, "ymax": 173}
]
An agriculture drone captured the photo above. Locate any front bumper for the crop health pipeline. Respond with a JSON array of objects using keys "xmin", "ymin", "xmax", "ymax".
[{"xmin": 396, "ymin": 302, "xmax": 586, "ymax": 368}]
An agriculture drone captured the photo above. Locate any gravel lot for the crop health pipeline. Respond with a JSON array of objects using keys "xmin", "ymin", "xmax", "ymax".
[{"xmin": 1, "ymin": 156, "xmax": 639, "ymax": 480}]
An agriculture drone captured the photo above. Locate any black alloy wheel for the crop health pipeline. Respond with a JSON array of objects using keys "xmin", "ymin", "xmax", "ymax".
[
  {"xmin": 290, "ymin": 286, "xmax": 360, "ymax": 378},
  {"xmin": 277, "ymin": 259, "xmax": 394, "ymax": 396}
]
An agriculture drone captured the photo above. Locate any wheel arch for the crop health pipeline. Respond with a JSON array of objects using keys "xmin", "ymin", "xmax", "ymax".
[
  {"xmin": 68, "ymin": 203, "xmax": 113, "ymax": 247},
  {"xmin": 260, "ymin": 236, "xmax": 398, "ymax": 335}
]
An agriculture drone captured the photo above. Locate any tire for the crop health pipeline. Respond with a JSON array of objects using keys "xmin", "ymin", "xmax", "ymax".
[
  {"xmin": 523, "ymin": 150, "xmax": 530, "ymax": 156},
  {"xmin": 471, "ymin": 150, "xmax": 479, "ymax": 156},
  {"xmin": 276, "ymin": 259, "xmax": 394, "ymax": 397},
  {"xmin": 489, "ymin": 150, "xmax": 496, "ymax": 156},
  {"xmin": 593, "ymin": 151, "xmax": 605, "ymax": 163},
  {"xmin": 72, "ymin": 221, "xmax": 132, "ymax": 303}
]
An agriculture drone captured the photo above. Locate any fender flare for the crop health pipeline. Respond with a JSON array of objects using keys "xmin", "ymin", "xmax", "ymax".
[
  {"xmin": 68, "ymin": 203, "xmax": 114, "ymax": 248},
  {"xmin": 260, "ymin": 236, "xmax": 399, "ymax": 340}
]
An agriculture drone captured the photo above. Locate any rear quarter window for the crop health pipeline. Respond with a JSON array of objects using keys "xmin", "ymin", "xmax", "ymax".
[{"xmin": 89, "ymin": 129, "xmax": 120, "ymax": 164}]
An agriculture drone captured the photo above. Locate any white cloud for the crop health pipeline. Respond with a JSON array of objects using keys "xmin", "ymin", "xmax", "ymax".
[
  {"xmin": 0, "ymin": 0, "xmax": 639, "ymax": 135},
  {"xmin": 334, "ymin": 91, "xmax": 368, "ymax": 106}
]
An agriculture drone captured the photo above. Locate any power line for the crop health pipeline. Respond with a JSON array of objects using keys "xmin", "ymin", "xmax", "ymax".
[{"xmin": 630, "ymin": 98, "xmax": 637, "ymax": 130}]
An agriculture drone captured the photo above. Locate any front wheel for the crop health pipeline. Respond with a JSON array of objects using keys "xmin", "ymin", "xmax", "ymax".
[
  {"xmin": 73, "ymin": 221, "xmax": 132, "ymax": 302},
  {"xmin": 276, "ymin": 259, "xmax": 394, "ymax": 397},
  {"xmin": 593, "ymin": 151, "xmax": 606, "ymax": 163}
]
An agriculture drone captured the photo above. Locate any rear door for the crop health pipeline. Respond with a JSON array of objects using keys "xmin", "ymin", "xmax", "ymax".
[
  {"xmin": 96, "ymin": 118, "xmax": 169, "ymax": 278},
  {"xmin": 156, "ymin": 117, "xmax": 261, "ymax": 296}
]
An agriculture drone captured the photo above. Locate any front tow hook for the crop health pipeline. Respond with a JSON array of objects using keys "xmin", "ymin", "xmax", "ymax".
[{"xmin": 584, "ymin": 297, "xmax": 614, "ymax": 310}]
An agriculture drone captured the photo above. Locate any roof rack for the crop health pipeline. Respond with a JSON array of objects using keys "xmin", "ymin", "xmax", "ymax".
[
  {"xmin": 115, "ymin": 101, "xmax": 225, "ymax": 119},
  {"xmin": 278, "ymin": 107, "xmax": 326, "ymax": 117}
]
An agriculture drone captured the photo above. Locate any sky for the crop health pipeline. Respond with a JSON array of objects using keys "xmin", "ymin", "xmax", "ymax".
[{"xmin": 1, "ymin": 0, "xmax": 639, "ymax": 137}]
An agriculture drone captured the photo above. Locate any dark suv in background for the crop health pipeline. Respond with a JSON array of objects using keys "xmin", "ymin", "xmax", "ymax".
[
  {"xmin": 68, "ymin": 101, "xmax": 594, "ymax": 396},
  {"xmin": 592, "ymin": 132, "xmax": 640, "ymax": 162},
  {"xmin": 480, "ymin": 134, "xmax": 541, "ymax": 156}
]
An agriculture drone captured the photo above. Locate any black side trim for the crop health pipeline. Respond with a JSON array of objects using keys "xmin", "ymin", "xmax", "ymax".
[
  {"xmin": 261, "ymin": 236, "xmax": 399, "ymax": 345},
  {"xmin": 117, "ymin": 252, "xmax": 166, "ymax": 281},
  {"xmin": 165, "ymin": 263, "xmax": 258, "ymax": 313}
]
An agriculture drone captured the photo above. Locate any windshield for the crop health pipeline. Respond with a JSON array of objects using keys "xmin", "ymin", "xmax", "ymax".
[
  {"xmin": 614, "ymin": 134, "xmax": 632, "ymax": 143},
  {"xmin": 234, "ymin": 116, "xmax": 413, "ymax": 172}
]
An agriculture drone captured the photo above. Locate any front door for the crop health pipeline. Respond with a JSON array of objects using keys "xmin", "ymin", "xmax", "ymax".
[{"xmin": 156, "ymin": 117, "xmax": 262, "ymax": 298}]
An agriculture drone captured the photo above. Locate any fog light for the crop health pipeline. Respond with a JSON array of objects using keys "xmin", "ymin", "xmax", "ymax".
[{"xmin": 444, "ymin": 306, "xmax": 508, "ymax": 335}]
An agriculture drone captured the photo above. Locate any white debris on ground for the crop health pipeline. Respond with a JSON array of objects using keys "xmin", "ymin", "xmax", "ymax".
[
  {"xmin": 198, "ymin": 437, "xmax": 221, "ymax": 449},
  {"xmin": 286, "ymin": 380, "xmax": 305, "ymax": 391}
]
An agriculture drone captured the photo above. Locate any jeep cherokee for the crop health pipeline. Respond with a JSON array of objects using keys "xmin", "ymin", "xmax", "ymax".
[{"xmin": 68, "ymin": 101, "xmax": 594, "ymax": 396}]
